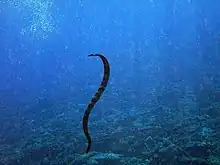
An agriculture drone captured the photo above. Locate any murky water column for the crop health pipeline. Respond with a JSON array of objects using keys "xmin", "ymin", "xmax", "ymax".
[{"xmin": 6, "ymin": 0, "xmax": 57, "ymax": 40}]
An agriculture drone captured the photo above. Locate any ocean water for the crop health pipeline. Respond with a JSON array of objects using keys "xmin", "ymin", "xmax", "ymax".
[{"xmin": 0, "ymin": 0, "xmax": 220, "ymax": 164}]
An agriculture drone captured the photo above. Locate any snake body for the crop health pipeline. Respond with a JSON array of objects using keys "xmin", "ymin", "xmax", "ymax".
[{"xmin": 83, "ymin": 54, "xmax": 110, "ymax": 153}]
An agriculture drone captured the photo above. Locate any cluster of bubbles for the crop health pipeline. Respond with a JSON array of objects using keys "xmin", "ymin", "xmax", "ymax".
[{"xmin": 8, "ymin": 0, "xmax": 57, "ymax": 40}]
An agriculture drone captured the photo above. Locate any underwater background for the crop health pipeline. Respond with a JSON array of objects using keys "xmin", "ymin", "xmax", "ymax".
[{"xmin": 0, "ymin": 0, "xmax": 220, "ymax": 164}]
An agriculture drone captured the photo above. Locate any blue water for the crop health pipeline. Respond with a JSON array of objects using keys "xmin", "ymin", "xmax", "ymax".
[{"xmin": 0, "ymin": 0, "xmax": 220, "ymax": 164}]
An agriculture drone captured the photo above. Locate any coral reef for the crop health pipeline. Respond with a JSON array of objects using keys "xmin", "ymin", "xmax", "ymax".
[{"xmin": 1, "ymin": 82, "xmax": 220, "ymax": 165}]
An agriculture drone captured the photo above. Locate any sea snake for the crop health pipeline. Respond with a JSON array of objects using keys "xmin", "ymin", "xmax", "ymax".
[{"xmin": 83, "ymin": 54, "xmax": 110, "ymax": 153}]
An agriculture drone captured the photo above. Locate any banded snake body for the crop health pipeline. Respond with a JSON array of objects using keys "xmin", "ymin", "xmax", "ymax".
[{"xmin": 82, "ymin": 54, "xmax": 110, "ymax": 153}]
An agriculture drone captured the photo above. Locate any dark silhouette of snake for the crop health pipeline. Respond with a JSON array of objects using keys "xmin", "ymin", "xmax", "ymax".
[{"xmin": 83, "ymin": 54, "xmax": 110, "ymax": 153}]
